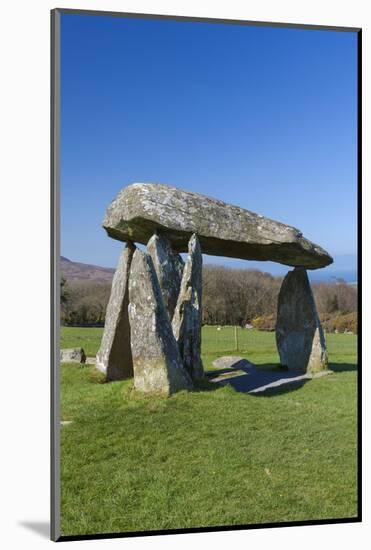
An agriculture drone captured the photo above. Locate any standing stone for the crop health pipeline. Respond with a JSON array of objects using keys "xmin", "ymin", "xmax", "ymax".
[
  {"xmin": 96, "ymin": 242, "xmax": 135, "ymax": 381},
  {"xmin": 172, "ymin": 234, "xmax": 204, "ymax": 380},
  {"xmin": 128, "ymin": 249, "xmax": 193, "ymax": 395},
  {"xmin": 276, "ymin": 267, "xmax": 328, "ymax": 373},
  {"xmin": 147, "ymin": 232, "xmax": 184, "ymax": 319}
]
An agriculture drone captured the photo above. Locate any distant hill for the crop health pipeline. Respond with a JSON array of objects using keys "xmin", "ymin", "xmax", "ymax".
[
  {"xmin": 60, "ymin": 255, "xmax": 358, "ymax": 286},
  {"xmin": 61, "ymin": 256, "xmax": 114, "ymax": 283}
]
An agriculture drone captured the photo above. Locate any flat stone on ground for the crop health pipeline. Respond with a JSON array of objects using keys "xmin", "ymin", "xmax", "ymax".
[
  {"xmin": 60, "ymin": 348, "xmax": 86, "ymax": 364},
  {"xmin": 212, "ymin": 356, "xmax": 254, "ymax": 370}
]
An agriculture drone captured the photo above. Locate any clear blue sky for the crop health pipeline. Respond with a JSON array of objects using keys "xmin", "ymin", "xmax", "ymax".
[{"xmin": 60, "ymin": 13, "xmax": 358, "ymax": 280}]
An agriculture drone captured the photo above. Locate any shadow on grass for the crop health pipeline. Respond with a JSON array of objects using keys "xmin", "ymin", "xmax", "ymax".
[
  {"xmin": 216, "ymin": 365, "xmax": 310, "ymax": 396},
  {"xmin": 329, "ymin": 362, "xmax": 357, "ymax": 373},
  {"xmin": 251, "ymin": 378, "xmax": 308, "ymax": 397},
  {"xmin": 76, "ymin": 362, "xmax": 357, "ymax": 398},
  {"xmin": 193, "ymin": 378, "xmax": 220, "ymax": 392},
  {"xmin": 203, "ymin": 362, "xmax": 357, "ymax": 397}
]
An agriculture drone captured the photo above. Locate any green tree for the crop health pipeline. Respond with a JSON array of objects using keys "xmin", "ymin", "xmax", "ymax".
[{"xmin": 61, "ymin": 276, "xmax": 69, "ymax": 305}]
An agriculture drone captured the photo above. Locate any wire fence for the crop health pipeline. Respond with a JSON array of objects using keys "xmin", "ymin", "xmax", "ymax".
[
  {"xmin": 60, "ymin": 325, "xmax": 358, "ymax": 362},
  {"xmin": 201, "ymin": 325, "xmax": 358, "ymax": 358}
]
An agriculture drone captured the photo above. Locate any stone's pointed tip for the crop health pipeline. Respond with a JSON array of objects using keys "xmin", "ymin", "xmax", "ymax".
[
  {"xmin": 188, "ymin": 233, "xmax": 201, "ymax": 254},
  {"xmin": 325, "ymin": 253, "xmax": 334, "ymax": 267},
  {"xmin": 132, "ymin": 248, "xmax": 149, "ymax": 269},
  {"xmin": 147, "ymin": 231, "xmax": 184, "ymax": 320},
  {"xmin": 172, "ymin": 233, "xmax": 204, "ymax": 381},
  {"xmin": 146, "ymin": 233, "xmax": 157, "ymax": 247}
]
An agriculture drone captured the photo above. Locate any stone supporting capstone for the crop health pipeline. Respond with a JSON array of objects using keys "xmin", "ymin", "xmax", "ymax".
[
  {"xmin": 275, "ymin": 267, "xmax": 328, "ymax": 373},
  {"xmin": 96, "ymin": 242, "xmax": 135, "ymax": 381},
  {"xmin": 147, "ymin": 232, "xmax": 184, "ymax": 320},
  {"xmin": 128, "ymin": 249, "xmax": 193, "ymax": 395},
  {"xmin": 172, "ymin": 234, "xmax": 204, "ymax": 380}
]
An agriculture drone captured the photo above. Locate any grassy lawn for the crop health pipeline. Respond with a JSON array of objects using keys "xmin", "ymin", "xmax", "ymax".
[{"xmin": 60, "ymin": 326, "xmax": 358, "ymax": 536}]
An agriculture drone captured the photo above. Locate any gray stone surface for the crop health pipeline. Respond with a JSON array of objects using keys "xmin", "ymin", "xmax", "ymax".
[
  {"xmin": 212, "ymin": 356, "xmax": 253, "ymax": 370},
  {"xmin": 172, "ymin": 234, "xmax": 204, "ymax": 380},
  {"xmin": 276, "ymin": 267, "xmax": 328, "ymax": 373},
  {"xmin": 128, "ymin": 249, "xmax": 193, "ymax": 395},
  {"xmin": 60, "ymin": 348, "xmax": 86, "ymax": 364},
  {"xmin": 147, "ymin": 232, "xmax": 184, "ymax": 320},
  {"xmin": 103, "ymin": 183, "xmax": 333, "ymax": 269},
  {"xmin": 96, "ymin": 243, "xmax": 135, "ymax": 381}
]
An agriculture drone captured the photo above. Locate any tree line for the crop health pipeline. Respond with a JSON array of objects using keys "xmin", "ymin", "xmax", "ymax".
[{"xmin": 61, "ymin": 265, "xmax": 357, "ymax": 333}]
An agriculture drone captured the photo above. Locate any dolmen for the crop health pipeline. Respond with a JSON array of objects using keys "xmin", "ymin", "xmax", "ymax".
[{"xmin": 97, "ymin": 183, "xmax": 333, "ymax": 395}]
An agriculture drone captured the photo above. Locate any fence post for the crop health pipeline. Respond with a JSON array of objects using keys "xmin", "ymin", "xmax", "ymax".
[{"xmin": 234, "ymin": 325, "xmax": 239, "ymax": 351}]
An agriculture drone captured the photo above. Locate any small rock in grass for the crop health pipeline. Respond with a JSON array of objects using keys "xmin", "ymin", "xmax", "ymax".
[{"xmin": 60, "ymin": 348, "xmax": 86, "ymax": 364}]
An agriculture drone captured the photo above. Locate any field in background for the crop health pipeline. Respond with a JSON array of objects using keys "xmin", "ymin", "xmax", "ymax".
[
  {"xmin": 60, "ymin": 326, "xmax": 358, "ymax": 536},
  {"xmin": 61, "ymin": 325, "xmax": 357, "ymax": 369}
]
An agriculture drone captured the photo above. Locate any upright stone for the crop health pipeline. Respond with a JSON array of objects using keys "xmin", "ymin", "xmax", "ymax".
[
  {"xmin": 276, "ymin": 267, "xmax": 328, "ymax": 373},
  {"xmin": 128, "ymin": 249, "xmax": 193, "ymax": 395},
  {"xmin": 96, "ymin": 242, "xmax": 135, "ymax": 381},
  {"xmin": 172, "ymin": 234, "xmax": 204, "ymax": 380},
  {"xmin": 147, "ymin": 232, "xmax": 184, "ymax": 319}
]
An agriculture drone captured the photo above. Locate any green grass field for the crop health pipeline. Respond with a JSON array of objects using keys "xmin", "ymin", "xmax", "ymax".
[{"xmin": 60, "ymin": 326, "xmax": 358, "ymax": 536}]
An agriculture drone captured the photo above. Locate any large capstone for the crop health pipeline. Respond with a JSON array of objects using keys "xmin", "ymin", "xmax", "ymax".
[
  {"xmin": 103, "ymin": 183, "xmax": 333, "ymax": 269},
  {"xmin": 96, "ymin": 243, "xmax": 135, "ymax": 381},
  {"xmin": 172, "ymin": 234, "xmax": 204, "ymax": 380},
  {"xmin": 128, "ymin": 249, "xmax": 193, "ymax": 395},
  {"xmin": 276, "ymin": 267, "xmax": 328, "ymax": 373},
  {"xmin": 147, "ymin": 232, "xmax": 184, "ymax": 319}
]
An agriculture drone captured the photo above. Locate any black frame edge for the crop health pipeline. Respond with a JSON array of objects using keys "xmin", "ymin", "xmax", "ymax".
[
  {"xmin": 57, "ymin": 516, "xmax": 361, "ymax": 542},
  {"xmin": 356, "ymin": 28, "xmax": 362, "ymax": 523},
  {"xmin": 51, "ymin": 7, "xmax": 61, "ymax": 543}
]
